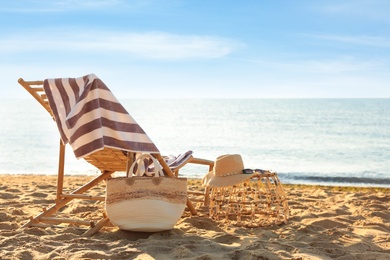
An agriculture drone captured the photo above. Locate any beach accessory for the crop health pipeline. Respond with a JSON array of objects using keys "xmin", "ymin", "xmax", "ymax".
[
  {"xmin": 202, "ymin": 154, "xmax": 259, "ymax": 187},
  {"xmin": 105, "ymin": 154, "xmax": 187, "ymax": 232},
  {"xmin": 242, "ymin": 169, "xmax": 267, "ymax": 174},
  {"xmin": 209, "ymin": 170, "xmax": 289, "ymax": 227}
]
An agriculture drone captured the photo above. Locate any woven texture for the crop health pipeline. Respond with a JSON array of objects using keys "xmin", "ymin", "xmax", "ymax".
[
  {"xmin": 209, "ymin": 172, "xmax": 289, "ymax": 227},
  {"xmin": 106, "ymin": 177, "xmax": 187, "ymax": 232},
  {"xmin": 106, "ymin": 177, "xmax": 187, "ymax": 205}
]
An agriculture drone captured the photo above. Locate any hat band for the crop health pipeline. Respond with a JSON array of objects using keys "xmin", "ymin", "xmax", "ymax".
[{"xmin": 219, "ymin": 172, "xmax": 241, "ymax": 177}]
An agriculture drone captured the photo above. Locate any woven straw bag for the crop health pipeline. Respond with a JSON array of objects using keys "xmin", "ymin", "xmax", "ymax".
[{"xmin": 105, "ymin": 154, "xmax": 187, "ymax": 232}]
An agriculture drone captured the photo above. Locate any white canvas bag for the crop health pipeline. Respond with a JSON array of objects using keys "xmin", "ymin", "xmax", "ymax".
[{"xmin": 105, "ymin": 154, "xmax": 187, "ymax": 232}]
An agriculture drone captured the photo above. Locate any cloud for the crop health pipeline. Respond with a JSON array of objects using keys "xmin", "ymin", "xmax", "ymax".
[
  {"xmin": 309, "ymin": 33, "xmax": 390, "ymax": 48},
  {"xmin": 316, "ymin": 0, "xmax": 390, "ymax": 22},
  {"xmin": 226, "ymin": 54, "xmax": 386, "ymax": 75},
  {"xmin": 0, "ymin": 31, "xmax": 239, "ymax": 60},
  {"xmin": 295, "ymin": 58, "xmax": 386, "ymax": 74}
]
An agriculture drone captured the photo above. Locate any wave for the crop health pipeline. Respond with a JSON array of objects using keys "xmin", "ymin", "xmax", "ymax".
[{"xmin": 279, "ymin": 173, "xmax": 390, "ymax": 187}]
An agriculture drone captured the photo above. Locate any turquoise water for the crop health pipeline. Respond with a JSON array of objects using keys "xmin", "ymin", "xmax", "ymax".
[{"xmin": 1, "ymin": 99, "xmax": 389, "ymax": 187}]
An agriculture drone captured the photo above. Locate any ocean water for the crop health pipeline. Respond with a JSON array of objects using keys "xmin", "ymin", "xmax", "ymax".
[{"xmin": 1, "ymin": 98, "xmax": 389, "ymax": 187}]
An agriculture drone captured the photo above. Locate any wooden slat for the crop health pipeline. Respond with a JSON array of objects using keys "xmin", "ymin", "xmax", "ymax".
[
  {"xmin": 82, "ymin": 214, "xmax": 110, "ymax": 237},
  {"xmin": 40, "ymin": 217, "xmax": 94, "ymax": 226},
  {"xmin": 190, "ymin": 157, "xmax": 214, "ymax": 166},
  {"xmin": 84, "ymin": 148, "xmax": 127, "ymax": 172},
  {"xmin": 18, "ymin": 78, "xmax": 52, "ymax": 116},
  {"xmin": 29, "ymin": 223, "xmax": 51, "ymax": 228},
  {"xmin": 59, "ymin": 194, "xmax": 105, "ymax": 201},
  {"xmin": 23, "ymin": 80, "xmax": 44, "ymax": 85},
  {"xmin": 22, "ymin": 171, "xmax": 113, "ymax": 229}
]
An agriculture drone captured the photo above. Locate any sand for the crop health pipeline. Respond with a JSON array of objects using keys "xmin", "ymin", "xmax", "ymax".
[{"xmin": 0, "ymin": 174, "xmax": 389, "ymax": 260}]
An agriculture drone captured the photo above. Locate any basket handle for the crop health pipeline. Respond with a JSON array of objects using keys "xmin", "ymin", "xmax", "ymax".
[{"xmin": 127, "ymin": 153, "xmax": 164, "ymax": 178}]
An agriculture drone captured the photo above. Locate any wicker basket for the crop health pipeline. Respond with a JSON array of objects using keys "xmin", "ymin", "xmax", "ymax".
[{"xmin": 209, "ymin": 171, "xmax": 289, "ymax": 227}]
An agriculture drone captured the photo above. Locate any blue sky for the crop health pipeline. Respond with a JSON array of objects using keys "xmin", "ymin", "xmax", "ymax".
[{"xmin": 1, "ymin": 0, "xmax": 389, "ymax": 98}]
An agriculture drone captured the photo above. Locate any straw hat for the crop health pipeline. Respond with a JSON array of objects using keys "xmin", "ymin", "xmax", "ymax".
[{"xmin": 203, "ymin": 154, "xmax": 257, "ymax": 187}]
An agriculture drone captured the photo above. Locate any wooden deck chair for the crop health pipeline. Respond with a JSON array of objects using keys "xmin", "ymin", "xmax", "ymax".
[{"xmin": 18, "ymin": 75, "xmax": 214, "ymax": 236}]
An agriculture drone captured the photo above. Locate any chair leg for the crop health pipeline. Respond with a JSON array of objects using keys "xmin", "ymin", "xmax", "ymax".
[
  {"xmin": 204, "ymin": 187, "xmax": 211, "ymax": 207},
  {"xmin": 21, "ymin": 171, "xmax": 113, "ymax": 230},
  {"xmin": 82, "ymin": 213, "xmax": 110, "ymax": 237},
  {"xmin": 153, "ymin": 153, "xmax": 198, "ymax": 215},
  {"xmin": 186, "ymin": 198, "xmax": 197, "ymax": 216},
  {"xmin": 56, "ymin": 140, "xmax": 66, "ymax": 200}
]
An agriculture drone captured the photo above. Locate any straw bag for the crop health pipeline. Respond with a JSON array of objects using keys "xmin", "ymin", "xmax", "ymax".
[{"xmin": 105, "ymin": 154, "xmax": 187, "ymax": 232}]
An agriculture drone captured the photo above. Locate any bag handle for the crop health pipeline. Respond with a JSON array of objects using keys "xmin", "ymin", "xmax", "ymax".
[{"xmin": 127, "ymin": 153, "xmax": 164, "ymax": 178}]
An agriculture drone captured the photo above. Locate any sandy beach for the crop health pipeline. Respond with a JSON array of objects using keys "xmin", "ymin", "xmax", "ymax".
[{"xmin": 0, "ymin": 174, "xmax": 389, "ymax": 260}]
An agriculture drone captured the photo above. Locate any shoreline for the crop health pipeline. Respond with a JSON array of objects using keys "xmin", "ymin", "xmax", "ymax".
[
  {"xmin": 1, "ymin": 173, "xmax": 389, "ymax": 189},
  {"xmin": 1, "ymin": 174, "xmax": 389, "ymax": 259}
]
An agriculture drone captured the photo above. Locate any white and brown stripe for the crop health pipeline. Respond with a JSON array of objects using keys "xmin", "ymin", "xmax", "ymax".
[{"xmin": 43, "ymin": 74, "xmax": 159, "ymax": 158}]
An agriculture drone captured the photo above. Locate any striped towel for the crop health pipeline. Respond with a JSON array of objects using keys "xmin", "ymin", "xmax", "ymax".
[{"xmin": 43, "ymin": 74, "xmax": 159, "ymax": 159}]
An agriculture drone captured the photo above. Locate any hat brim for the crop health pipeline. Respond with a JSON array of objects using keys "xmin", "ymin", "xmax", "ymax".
[{"xmin": 204, "ymin": 171, "xmax": 259, "ymax": 187}]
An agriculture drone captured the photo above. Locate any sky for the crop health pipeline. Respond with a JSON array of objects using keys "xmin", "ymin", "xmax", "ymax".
[{"xmin": 1, "ymin": 0, "xmax": 389, "ymax": 99}]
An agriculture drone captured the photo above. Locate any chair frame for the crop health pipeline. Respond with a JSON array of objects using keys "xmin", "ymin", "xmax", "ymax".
[{"xmin": 18, "ymin": 78, "xmax": 214, "ymax": 236}]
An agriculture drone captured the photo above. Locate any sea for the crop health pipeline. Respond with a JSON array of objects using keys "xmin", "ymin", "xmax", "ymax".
[{"xmin": 1, "ymin": 98, "xmax": 389, "ymax": 187}]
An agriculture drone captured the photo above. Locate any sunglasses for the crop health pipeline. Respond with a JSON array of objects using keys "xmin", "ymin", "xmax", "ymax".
[{"xmin": 242, "ymin": 169, "xmax": 265, "ymax": 174}]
